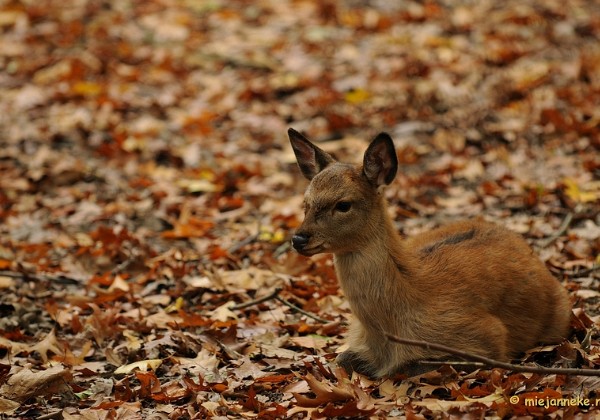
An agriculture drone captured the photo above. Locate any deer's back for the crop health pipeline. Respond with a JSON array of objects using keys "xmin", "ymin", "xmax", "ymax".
[{"xmin": 406, "ymin": 219, "xmax": 571, "ymax": 356}]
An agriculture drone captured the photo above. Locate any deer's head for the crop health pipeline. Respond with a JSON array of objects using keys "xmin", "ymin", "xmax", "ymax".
[{"xmin": 288, "ymin": 128, "xmax": 398, "ymax": 256}]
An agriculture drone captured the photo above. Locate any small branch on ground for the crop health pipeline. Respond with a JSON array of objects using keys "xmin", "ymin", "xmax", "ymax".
[
  {"xmin": 538, "ymin": 211, "xmax": 574, "ymax": 248},
  {"xmin": 111, "ymin": 258, "xmax": 135, "ymax": 275},
  {"xmin": 563, "ymin": 264, "xmax": 600, "ymax": 278},
  {"xmin": 230, "ymin": 287, "xmax": 330, "ymax": 323},
  {"xmin": 385, "ymin": 334, "xmax": 600, "ymax": 377},
  {"xmin": 228, "ymin": 233, "xmax": 259, "ymax": 254},
  {"xmin": 274, "ymin": 296, "xmax": 330, "ymax": 324},
  {"xmin": 230, "ymin": 287, "xmax": 283, "ymax": 310},
  {"xmin": 417, "ymin": 360, "xmax": 486, "ymax": 368},
  {"xmin": 0, "ymin": 270, "xmax": 82, "ymax": 285}
]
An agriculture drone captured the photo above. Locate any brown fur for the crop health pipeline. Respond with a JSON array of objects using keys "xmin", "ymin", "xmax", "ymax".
[{"xmin": 288, "ymin": 128, "xmax": 572, "ymax": 378}]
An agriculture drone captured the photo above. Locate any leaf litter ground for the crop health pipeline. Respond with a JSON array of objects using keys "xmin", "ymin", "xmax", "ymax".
[{"xmin": 0, "ymin": 0, "xmax": 599, "ymax": 418}]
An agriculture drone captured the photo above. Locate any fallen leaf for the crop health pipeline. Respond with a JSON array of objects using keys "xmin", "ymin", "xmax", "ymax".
[
  {"xmin": 288, "ymin": 335, "xmax": 330, "ymax": 351},
  {"xmin": 0, "ymin": 397, "xmax": 20, "ymax": 416},
  {"xmin": 563, "ymin": 178, "xmax": 600, "ymax": 203},
  {"xmin": 209, "ymin": 301, "xmax": 238, "ymax": 322},
  {"xmin": 293, "ymin": 373, "xmax": 354, "ymax": 407},
  {"xmin": 0, "ymin": 365, "xmax": 72, "ymax": 403},
  {"xmin": 0, "ymin": 276, "xmax": 15, "ymax": 289},
  {"xmin": 114, "ymin": 359, "xmax": 163, "ymax": 375}
]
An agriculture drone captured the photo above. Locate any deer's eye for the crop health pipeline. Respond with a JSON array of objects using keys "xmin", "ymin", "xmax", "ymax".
[{"xmin": 335, "ymin": 201, "xmax": 352, "ymax": 212}]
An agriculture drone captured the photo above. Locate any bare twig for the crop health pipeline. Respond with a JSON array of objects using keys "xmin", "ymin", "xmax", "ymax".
[
  {"xmin": 538, "ymin": 211, "xmax": 574, "ymax": 248},
  {"xmin": 0, "ymin": 270, "xmax": 82, "ymax": 285},
  {"xmin": 563, "ymin": 264, "xmax": 600, "ymax": 278},
  {"xmin": 229, "ymin": 287, "xmax": 283, "ymax": 310},
  {"xmin": 417, "ymin": 360, "xmax": 486, "ymax": 368},
  {"xmin": 273, "ymin": 241, "xmax": 291, "ymax": 257},
  {"xmin": 274, "ymin": 296, "xmax": 330, "ymax": 324},
  {"xmin": 228, "ymin": 233, "xmax": 259, "ymax": 254},
  {"xmin": 229, "ymin": 287, "xmax": 330, "ymax": 323},
  {"xmin": 385, "ymin": 334, "xmax": 600, "ymax": 377},
  {"xmin": 111, "ymin": 258, "xmax": 135, "ymax": 275}
]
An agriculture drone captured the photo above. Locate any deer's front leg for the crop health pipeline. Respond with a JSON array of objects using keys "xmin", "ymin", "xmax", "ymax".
[{"xmin": 336, "ymin": 350, "xmax": 378, "ymax": 378}]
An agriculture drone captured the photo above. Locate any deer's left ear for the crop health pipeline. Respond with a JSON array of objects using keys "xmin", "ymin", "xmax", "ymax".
[
  {"xmin": 288, "ymin": 128, "xmax": 336, "ymax": 180},
  {"xmin": 362, "ymin": 132, "xmax": 398, "ymax": 187}
]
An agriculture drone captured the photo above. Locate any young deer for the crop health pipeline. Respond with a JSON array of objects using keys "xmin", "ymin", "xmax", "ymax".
[{"xmin": 288, "ymin": 128, "xmax": 572, "ymax": 379}]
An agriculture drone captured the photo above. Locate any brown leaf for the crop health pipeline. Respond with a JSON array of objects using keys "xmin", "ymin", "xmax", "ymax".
[
  {"xmin": 293, "ymin": 373, "xmax": 354, "ymax": 407},
  {"xmin": 135, "ymin": 371, "xmax": 161, "ymax": 398},
  {"xmin": 0, "ymin": 397, "xmax": 20, "ymax": 416},
  {"xmin": 0, "ymin": 365, "xmax": 72, "ymax": 403},
  {"xmin": 161, "ymin": 218, "xmax": 214, "ymax": 239}
]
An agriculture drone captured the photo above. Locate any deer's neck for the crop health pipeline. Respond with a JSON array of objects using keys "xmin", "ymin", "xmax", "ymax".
[{"xmin": 333, "ymin": 209, "xmax": 420, "ymax": 330}]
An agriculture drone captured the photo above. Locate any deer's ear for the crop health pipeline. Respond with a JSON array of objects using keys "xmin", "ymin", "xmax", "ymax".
[
  {"xmin": 288, "ymin": 128, "xmax": 336, "ymax": 180},
  {"xmin": 363, "ymin": 132, "xmax": 398, "ymax": 187}
]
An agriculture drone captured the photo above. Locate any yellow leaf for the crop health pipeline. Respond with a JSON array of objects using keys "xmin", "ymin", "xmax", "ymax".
[
  {"xmin": 72, "ymin": 81, "xmax": 102, "ymax": 97},
  {"xmin": 563, "ymin": 178, "xmax": 600, "ymax": 203},
  {"xmin": 114, "ymin": 359, "xmax": 162, "ymax": 375},
  {"xmin": 177, "ymin": 178, "xmax": 220, "ymax": 193},
  {"xmin": 165, "ymin": 296, "xmax": 184, "ymax": 313},
  {"xmin": 344, "ymin": 88, "xmax": 370, "ymax": 104},
  {"xmin": 271, "ymin": 229, "xmax": 285, "ymax": 243},
  {"xmin": 258, "ymin": 227, "xmax": 285, "ymax": 243},
  {"xmin": 258, "ymin": 228, "xmax": 273, "ymax": 241}
]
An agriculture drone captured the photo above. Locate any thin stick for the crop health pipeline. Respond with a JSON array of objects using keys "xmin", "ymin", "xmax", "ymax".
[
  {"xmin": 0, "ymin": 270, "xmax": 81, "ymax": 284},
  {"xmin": 229, "ymin": 287, "xmax": 283, "ymax": 310},
  {"xmin": 563, "ymin": 264, "xmax": 600, "ymax": 278},
  {"xmin": 385, "ymin": 334, "xmax": 600, "ymax": 377},
  {"xmin": 274, "ymin": 296, "xmax": 330, "ymax": 324},
  {"xmin": 538, "ymin": 211, "xmax": 574, "ymax": 248},
  {"xmin": 229, "ymin": 287, "xmax": 330, "ymax": 323},
  {"xmin": 228, "ymin": 233, "xmax": 259, "ymax": 254},
  {"xmin": 417, "ymin": 360, "xmax": 487, "ymax": 368}
]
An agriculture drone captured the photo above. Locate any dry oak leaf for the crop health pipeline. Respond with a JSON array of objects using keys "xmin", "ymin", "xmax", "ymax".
[
  {"xmin": 0, "ymin": 329, "xmax": 64, "ymax": 362},
  {"xmin": 0, "ymin": 397, "xmax": 20, "ymax": 416},
  {"xmin": 0, "ymin": 365, "xmax": 72, "ymax": 404},
  {"xmin": 293, "ymin": 371, "xmax": 355, "ymax": 408},
  {"xmin": 114, "ymin": 359, "xmax": 163, "ymax": 375}
]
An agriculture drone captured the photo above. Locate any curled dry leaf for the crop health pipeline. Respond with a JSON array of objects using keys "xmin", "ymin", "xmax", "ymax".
[
  {"xmin": 293, "ymin": 372, "xmax": 355, "ymax": 408},
  {"xmin": 0, "ymin": 329, "xmax": 64, "ymax": 363},
  {"xmin": 0, "ymin": 365, "xmax": 72, "ymax": 404},
  {"xmin": 114, "ymin": 359, "xmax": 163, "ymax": 375}
]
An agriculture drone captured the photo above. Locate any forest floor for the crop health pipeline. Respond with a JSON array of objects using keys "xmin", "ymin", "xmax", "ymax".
[{"xmin": 1, "ymin": 0, "xmax": 600, "ymax": 418}]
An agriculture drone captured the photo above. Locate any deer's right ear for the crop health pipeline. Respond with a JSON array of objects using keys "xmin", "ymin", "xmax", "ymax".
[
  {"xmin": 288, "ymin": 128, "xmax": 336, "ymax": 180},
  {"xmin": 363, "ymin": 132, "xmax": 398, "ymax": 187}
]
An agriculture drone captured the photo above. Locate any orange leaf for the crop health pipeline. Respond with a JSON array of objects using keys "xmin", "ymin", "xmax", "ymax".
[
  {"xmin": 161, "ymin": 218, "xmax": 214, "ymax": 239},
  {"xmin": 71, "ymin": 81, "xmax": 102, "ymax": 96},
  {"xmin": 255, "ymin": 374, "xmax": 294, "ymax": 384},
  {"xmin": 55, "ymin": 340, "xmax": 92, "ymax": 367},
  {"xmin": 151, "ymin": 381, "xmax": 192, "ymax": 403},
  {"xmin": 135, "ymin": 371, "xmax": 161, "ymax": 398},
  {"xmin": 293, "ymin": 373, "xmax": 354, "ymax": 407}
]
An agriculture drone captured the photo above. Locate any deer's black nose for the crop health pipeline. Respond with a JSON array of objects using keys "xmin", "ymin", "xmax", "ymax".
[{"xmin": 291, "ymin": 234, "xmax": 310, "ymax": 250}]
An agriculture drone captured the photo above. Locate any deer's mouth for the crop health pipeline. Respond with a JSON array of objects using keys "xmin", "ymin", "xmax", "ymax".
[{"xmin": 296, "ymin": 243, "xmax": 326, "ymax": 256}]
